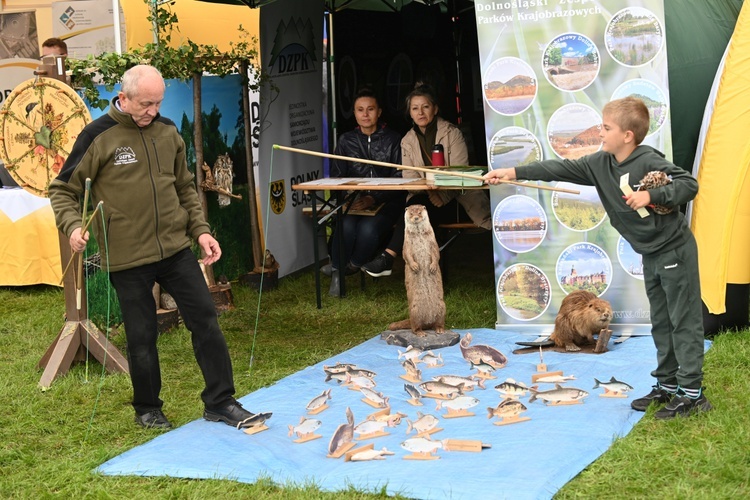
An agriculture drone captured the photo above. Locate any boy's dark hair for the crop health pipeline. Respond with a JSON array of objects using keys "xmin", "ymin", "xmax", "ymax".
[
  {"xmin": 602, "ymin": 97, "xmax": 650, "ymax": 145},
  {"xmin": 353, "ymin": 87, "xmax": 380, "ymax": 109},
  {"xmin": 42, "ymin": 37, "xmax": 68, "ymax": 55}
]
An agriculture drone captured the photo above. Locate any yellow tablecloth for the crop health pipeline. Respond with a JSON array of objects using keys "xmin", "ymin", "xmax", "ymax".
[{"xmin": 0, "ymin": 188, "xmax": 62, "ymax": 286}]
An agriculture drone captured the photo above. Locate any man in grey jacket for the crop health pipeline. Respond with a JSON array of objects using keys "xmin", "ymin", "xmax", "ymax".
[{"xmin": 50, "ymin": 65, "xmax": 266, "ymax": 430}]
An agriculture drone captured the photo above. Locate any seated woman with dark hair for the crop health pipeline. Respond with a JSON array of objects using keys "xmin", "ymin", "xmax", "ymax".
[{"xmin": 325, "ymin": 88, "xmax": 405, "ymax": 295}]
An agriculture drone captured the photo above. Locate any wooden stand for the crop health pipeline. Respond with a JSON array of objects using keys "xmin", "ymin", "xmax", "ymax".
[
  {"xmin": 473, "ymin": 369, "xmax": 496, "ymax": 379},
  {"xmin": 442, "ymin": 409, "xmax": 474, "ymax": 418},
  {"xmin": 404, "ymin": 451, "xmax": 440, "ymax": 460},
  {"xmin": 361, "ymin": 398, "xmax": 388, "ymax": 409},
  {"xmin": 400, "ymin": 374, "xmax": 421, "ymax": 383},
  {"xmin": 293, "ymin": 432, "xmax": 322, "ymax": 443},
  {"xmin": 38, "ymin": 234, "xmax": 129, "ymax": 389},
  {"xmin": 307, "ymin": 403, "xmax": 329, "ymax": 415},
  {"xmin": 493, "ymin": 415, "xmax": 531, "ymax": 426},
  {"xmin": 442, "ymin": 439, "xmax": 491, "ymax": 452},
  {"xmin": 547, "ymin": 400, "xmax": 584, "ymax": 406},
  {"xmin": 406, "ymin": 398, "xmax": 423, "ymax": 406},
  {"xmin": 599, "ymin": 390, "xmax": 628, "ymax": 399},
  {"xmin": 345, "ymin": 443, "xmax": 374, "ymax": 462},
  {"xmin": 532, "ymin": 370, "xmax": 565, "ymax": 383},
  {"xmin": 327, "ymin": 441, "xmax": 356, "ymax": 458},
  {"xmin": 243, "ymin": 424, "xmax": 269, "ymax": 435}
]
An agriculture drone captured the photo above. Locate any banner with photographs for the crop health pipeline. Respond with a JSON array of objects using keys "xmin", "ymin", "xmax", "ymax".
[{"xmin": 475, "ymin": 0, "xmax": 670, "ymax": 334}]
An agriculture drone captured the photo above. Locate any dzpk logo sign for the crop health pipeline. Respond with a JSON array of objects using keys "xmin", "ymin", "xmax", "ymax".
[
  {"xmin": 58, "ymin": 6, "xmax": 76, "ymax": 30},
  {"xmin": 267, "ymin": 17, "xmax": 317, "ymax": 77}
]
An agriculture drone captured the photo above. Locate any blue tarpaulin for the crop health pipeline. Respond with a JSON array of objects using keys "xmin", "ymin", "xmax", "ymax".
[{"xmin": 97, "ymin": 329, "xmax": 693, "ymax": 499}]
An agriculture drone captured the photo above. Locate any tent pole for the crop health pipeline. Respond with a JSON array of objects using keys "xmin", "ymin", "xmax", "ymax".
[
  {"xmin": 328, "ymin": 11, "xmax": 338, "ymax": 154},
  {"xmin": 112, "ymin": 0, "xmax": 122, "ymax": 53}
]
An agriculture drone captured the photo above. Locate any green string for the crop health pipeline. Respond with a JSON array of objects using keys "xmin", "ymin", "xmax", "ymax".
[
  {"xmin": 247, "ymin": 146, "xmax": 277, "ymax": 371},
  {"xmin": 83, "ymin": 204, "xmax": 112, "ymax": 442}
]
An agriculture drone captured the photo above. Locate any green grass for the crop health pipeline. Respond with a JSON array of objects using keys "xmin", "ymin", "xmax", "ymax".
[{"xmin": 1, "ymin": 232, "xmax": 748, "ymax": 498}]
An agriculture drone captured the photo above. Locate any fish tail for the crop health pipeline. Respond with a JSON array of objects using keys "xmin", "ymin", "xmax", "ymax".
[
  {"xmin": 487, "ymin": 408, "xmax": 494, "ymax": 419},
  {"xmin": 287, "ymin": 425, "xmax": 294, "ymax": 437},
  {"xmin": 406, "ymin": 420, "xmax": 413, "ymax": 433},
  {"xmin": 593, "ymin": 378, "xmax": 601, "ymax": 389}
]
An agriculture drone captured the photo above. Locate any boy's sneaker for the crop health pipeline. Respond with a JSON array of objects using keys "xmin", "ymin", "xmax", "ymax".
[
  {"xmin": 631, "ymin": 385, "xmax": 673, "ymax": 411},
  {"xmin": 362, "ymin": 252, "xmax": 394, "ymax": 277},
  {"xmin": 654, "ymin": 389, "xmax": 712, "ymax": 420}
]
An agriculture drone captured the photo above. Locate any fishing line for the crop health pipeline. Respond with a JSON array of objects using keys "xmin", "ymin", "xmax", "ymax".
[
  {"xmin": 246, "ymin": 146, "xmax": 277, "ymax": 371},
  {"xmin": 83, "ymin": 204, "xmax": 114, "ymax": 442}
]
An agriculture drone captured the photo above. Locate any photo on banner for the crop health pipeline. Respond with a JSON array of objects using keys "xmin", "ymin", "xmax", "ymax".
[{"xmin": 474, "ymin": 0, "xmax": 670, "ymax": 334}]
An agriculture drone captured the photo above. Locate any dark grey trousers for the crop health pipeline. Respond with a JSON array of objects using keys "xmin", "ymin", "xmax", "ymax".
[{"xmin": 642, "ymin": 234, "xmax": 705, "ymax": 390}]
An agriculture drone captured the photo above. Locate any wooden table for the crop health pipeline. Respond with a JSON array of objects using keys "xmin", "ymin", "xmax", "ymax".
[{"xmin": 291, "ymin": 177, "xmax": 487, "ymax": 308}]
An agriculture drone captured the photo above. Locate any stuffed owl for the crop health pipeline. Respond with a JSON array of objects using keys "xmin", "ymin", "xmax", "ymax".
[{"xmin": 639, "ymin": 171, "xmax": 673, "ymax": 215}]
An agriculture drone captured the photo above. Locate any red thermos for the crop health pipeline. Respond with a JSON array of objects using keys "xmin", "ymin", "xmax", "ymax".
[{"xmin": 431, "ymin": 144, "xmax": 445, "ymax": 167}]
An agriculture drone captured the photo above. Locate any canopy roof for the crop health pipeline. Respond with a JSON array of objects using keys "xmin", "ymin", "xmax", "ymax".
[{"xmin": 197, "ymin": 0, "xmax": 455, "ymax": 12}]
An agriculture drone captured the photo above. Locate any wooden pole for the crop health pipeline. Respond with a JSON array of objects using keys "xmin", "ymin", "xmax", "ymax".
[
  {"xmin": 241, "ymin": 60, "xmax": 264, "ymax": 272},
  {"xmin": 273, "ymin": 144, "xmax": 580, "ymax": 195},
  {"xmin": 193, "ymin": 71, "xmax": 215, "ymax": 286}
]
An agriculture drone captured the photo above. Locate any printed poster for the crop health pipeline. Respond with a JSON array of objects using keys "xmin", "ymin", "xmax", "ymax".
[
  {"xmin": 51, "ymin": 1, "xmax": 127, "ymax": 59},
  {"xmin": 475, "ymin": 0, "xmax": 670, "ymax": 334}
]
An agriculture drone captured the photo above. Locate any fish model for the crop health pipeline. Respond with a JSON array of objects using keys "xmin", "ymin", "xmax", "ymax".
[
  {"xmin": 328, "ymin": 407, "xmax": 355, "ymax": 455},
  {"xmin": 288, "ymin": 416, "xmax": 321, "ymax": 438},
  {"xmin": 470, "ymin": 360, "xmax": 496, "ymax": 375},
  {"xmin": 494, "ymin": 378, "xmax": 529, "ymax": 397},
  {"xmin": 398, "ymin": 345, "xmax": 423, "ymax": 362},
  {"xmin": 349, "ymin": 447, "xmax": 395, "ymax": 461},
  {"xmin": 238, "ymin": 411, "xmax": 273, "ymax": 429},
  {"xmin": 435, "ymin": 396, "xmax": 480, "ymax": 412},
  {"xmin": 529, "ymin": 384, "xmax": 589, "ymax": 404},
  {"xmin": 487, "ymin": 398, "xmax": 527, "ymax": 419},
  {"xmin": 323, "ymin": 362, "xmax": 356, "ymax": 374},
  {"xmin": 401, "ymin": 358, "xmax": 422, "ymax": 380},
  {"xmin": 420, "ymin": 351, "xmax": 443, "ymax": 367},
  {"xmin": 433, "ymin": 374, "xmax": 485, "ymax": 391},
  {"xmin": 534, "ymin": 374, "xmax": 577, "ymax": 383},
  {"xmin": 406, "ymin": 412, "xmax": 440, "ymax": 434},
  {"xmin": 419, "ymin": 380, "xmax": 464, "ymax": 398},
  {"xmin": 345, "ymin": 373, "xmax": 377, "ymax": 389},
  {"xmin": 353, "ymin": 419, "xmax": 389, "ymax": 436},
  {"xmin": 306, "ymin": 389, "xmax": 332, "ymax": 411},
  {"xmin": 459, "ymin": 332, "xmax": 508, "ymax": 369},
  {"xmin": 324, "ymin": 371, "xmax": 349, "ymax": 383},
  {"xmin": 404, "ymin": 383, "xmax": 422, "ymax": 400},
  {"xmin": 360, "ymin": 387, "xmax": 389, "ymax": 407},
  {"xmin": 347, "ymin": 367, "xmax": 377, "ymax": 379},
  {"xmin": 400, "ymin": 437, "xmax": 444, "ymax": 454},
  {"xmin": 593, "ymin": 377, "xmax": 634, "ymax": 394}
]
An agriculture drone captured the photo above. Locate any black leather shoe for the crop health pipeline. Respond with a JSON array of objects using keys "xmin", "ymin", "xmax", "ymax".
[
  {"xmin": 135, "ymin": 409, "xmax": 172, "ymax": 429},
  {"xmin": 204, "ymin": 401, "xmax": 257, "ymax": 429}
]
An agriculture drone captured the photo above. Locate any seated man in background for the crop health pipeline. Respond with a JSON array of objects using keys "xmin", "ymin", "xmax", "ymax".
[{"xmin": 41, "ymin": 37, "xmax": 68, "ymax": 57}]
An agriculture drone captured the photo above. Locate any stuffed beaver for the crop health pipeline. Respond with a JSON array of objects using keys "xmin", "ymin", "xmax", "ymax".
[{"xmin": 550, "ymin": 290, "xmax": 612, "ymax": 351}]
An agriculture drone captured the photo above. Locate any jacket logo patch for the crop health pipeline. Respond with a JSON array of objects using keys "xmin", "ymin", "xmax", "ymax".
[
  {"xmin": 114, "ymin": 147, "xmax": 137, "ymax": 166},
  {"xmin": 664, "ymin": 263, "xmax": 678, "ymax": 269},
  {"xmin": 270, "ymin": 179, "xmax": 285, "ymax": 214}
]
